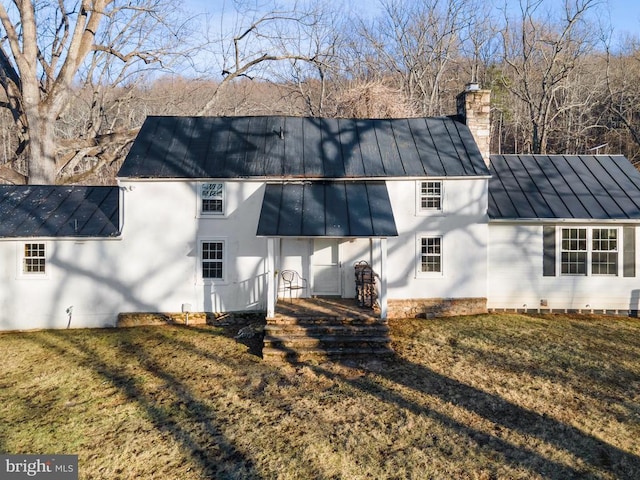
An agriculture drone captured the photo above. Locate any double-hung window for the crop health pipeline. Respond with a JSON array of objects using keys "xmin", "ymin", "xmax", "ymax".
[
  {"xmin": 201, "ymin": 241, "xmax": 224, "ymax": 280},
  {"xmin": 561, "ymin": 228, "xmax": 587, "ymax": 275},
  {"xmin": 418, "ymin": 181, "xmax": 442, "ymax": 212},
  {"xmin": 23, "ymin": 243, "xmax": 46, "ymax": 275},
  {"xmin": 559, "ymin": 227, "xmax": 618, "ymax": 276},
  {"xmin": 419, "ymin": 236, "xmax": 442, "ymax": 274},
  {"xmin": 591, "ymin": 228, "xmax": 618, "ymax": 275},
  {"xmin": 201, "ymin": 183, "xmax": 224, "ymax": 215}
]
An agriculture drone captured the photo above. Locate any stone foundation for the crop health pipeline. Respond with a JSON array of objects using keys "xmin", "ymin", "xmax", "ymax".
[
  {"xmin": 117, "ymin": 311, "xmax": 265, "ymax": 327},
  {"xmin": 488, "ymin": 307, "xmax": 639, "ymax": 317},
  {"xmin": 387, "ymin": 298, "xmax": 487, "ymax": 319}
]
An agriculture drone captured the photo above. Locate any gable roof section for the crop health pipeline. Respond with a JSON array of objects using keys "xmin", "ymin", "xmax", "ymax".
[
  {"xmin": 489, "ymin": 155, "xmax": 640, "ymax": 220},
  {"xmin": 118, "ymin": 116, "xmax": 489, "ymax": 179},
  {"xmin": 0, "ymin": 186, "xmax": 120, "ymax": 238},
  {"xmin": 257, "ymin": 181, "xmax": 398, "ymax": 237}
]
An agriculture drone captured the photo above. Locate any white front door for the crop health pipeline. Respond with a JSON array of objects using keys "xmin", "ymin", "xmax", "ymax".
[{"xmin": 312, "ymin": 239, "xmax": 341, "ymax": 295}]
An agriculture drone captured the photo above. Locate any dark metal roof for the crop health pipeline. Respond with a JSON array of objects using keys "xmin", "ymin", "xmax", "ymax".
[
  {"xmin": 489, "ymin": 154, "xmax": 640, "ymax": 220},
  {"xmin": 119, "ymin": 116, "xmax": 489, "ymax": 179},
  {"xmin": 257, "ymin": 181, "xmax": 398, "ymax": 237},
  {"xmin": 0, "ymin": 186, "xmax": 120, "ymax": 238}
]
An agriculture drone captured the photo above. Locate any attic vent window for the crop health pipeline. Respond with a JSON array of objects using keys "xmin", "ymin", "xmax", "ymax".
[{"xmin": 201, "ymin": 182, "xmax": 224, "ymax": 215}]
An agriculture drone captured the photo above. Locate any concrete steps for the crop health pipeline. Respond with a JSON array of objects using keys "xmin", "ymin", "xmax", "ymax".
[{"xmin": 263, "ymin": 313, "xmax": 392, "ymax": 363}]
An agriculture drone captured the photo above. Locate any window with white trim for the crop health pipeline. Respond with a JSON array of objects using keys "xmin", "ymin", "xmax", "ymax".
[
  {"xmin": 419, "ymin": 236, "xmax": 442, "ymax": 274},
  {"xmin": 561, "ymin": 228, "xmax": 587, "ymax": 275},
  {"xmin": 201, "ymin": 182, "xmax": 224, "ymax": 215},
  {"xmin": 201, "ymin": 241, "xmax": 224, "ymax": 280},
  {"xmin": 591, "ymin": 228, "xmax": 618, "ymax": 275},
  {"xmin": 559, "ymin": 227, "xmax": 618, "ymax": 276},
  {"xmin": 23, "ymin": 243, "xmax": 46, "ymax": 275},
  {"xmin": 418, "ymin": 181, "xmax": 442, "ymax": 212}
]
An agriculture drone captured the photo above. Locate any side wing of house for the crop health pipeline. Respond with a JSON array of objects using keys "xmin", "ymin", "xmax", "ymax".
[
  {"xmin": 488, "ymin": 154, "xmax": 640, "ymax": 314},
  {"xmin": 0, "ymin": 186, "xmax": 122, "ymax": 330}
]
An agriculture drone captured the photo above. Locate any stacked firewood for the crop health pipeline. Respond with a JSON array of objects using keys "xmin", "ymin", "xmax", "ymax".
[{"xmin": 355, "ymin": 261, "xmax": 377, "ymax": 308}]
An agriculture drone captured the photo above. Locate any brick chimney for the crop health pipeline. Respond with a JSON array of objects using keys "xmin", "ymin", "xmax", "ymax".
[{"xmin": 456, "ymin": 83, "xmax": 491, "ymax": 167}]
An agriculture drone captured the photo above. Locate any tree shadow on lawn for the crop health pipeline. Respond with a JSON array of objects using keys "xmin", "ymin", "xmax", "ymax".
[
  {"xmin": 443, "ymin": 338, "xmax": 640, "ymax": 425},
  {"xmin": 36, "ymin": 329, "xmax": 263, "ymax": 479},
  {"xmin": 311, "ymin": 354, "xmax": 640, "ymax": 480},
  {"xmin": 21, "ymin": 324, "xmax": 640, "ymax": 479}
]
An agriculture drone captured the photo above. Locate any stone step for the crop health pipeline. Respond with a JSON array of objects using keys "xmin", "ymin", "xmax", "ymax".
[
  {"xmin": 267, "ymin": 315, "xmax": 384, "ymax": 326},
  {"xmin": 263, "ymin": 345, "xmax": 394, "ymax": 363},
  {"xmin": 264, "ymin": 307, "xmax": 391, "ymax": 363},
  {"xmin": 263, "ymin": 334, "xmax": 391, "ymax": 349},
  {"xmin": 264, "ymin": 323, "xmax": 389, "ymax": 336}
]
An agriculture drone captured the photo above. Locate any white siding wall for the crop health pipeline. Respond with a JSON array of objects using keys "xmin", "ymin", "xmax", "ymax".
[
  {"xmin": 385, "ymin": 178, "xmax": 489, "ymax": 300},
  {"xmin": 119, "ymin": 181, "xmax": 268, "ymax": 314},
  {"xmin": 0, "ymin": 239, "xmax": 124, "ymax": 330},
  {"xmin": 488, "ymin": 223, "xmax": 640, "ymax": 311},
  {"xmin": 0, "ymin": 181, "xmax": 269, "ymax": 331}
]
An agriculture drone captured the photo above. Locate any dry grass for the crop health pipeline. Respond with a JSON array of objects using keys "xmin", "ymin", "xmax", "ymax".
[{"xmin": 0, "ymin": 313, "xmax": 639, "ymax": 479}]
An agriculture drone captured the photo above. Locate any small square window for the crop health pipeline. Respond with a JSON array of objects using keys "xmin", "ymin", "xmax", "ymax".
[
  {"xmin": 201, "ymin": 183, "xmax": 224, "ymax": 215},
  {"xmin": 23, "ymin": 243, "xmax": 46, "ymax": 274}
]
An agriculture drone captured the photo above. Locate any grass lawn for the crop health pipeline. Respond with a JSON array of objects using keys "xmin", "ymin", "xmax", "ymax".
[{"xmin": 0, "ymin": 313, "xmax": 639, "ymax": 479}]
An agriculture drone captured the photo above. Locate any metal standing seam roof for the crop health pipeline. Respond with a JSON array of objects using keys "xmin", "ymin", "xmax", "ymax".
[
  {"xmin": 489, "ymin": 154, "xmax": 640, "ymax": 220},
  {"xmin": 257, "ymin": 181, "xmax": 398, "ymax": 237},
  {"xmin": 0, "ymin": 186, "xmax": 120, "ymax": 238},
  {"xmin": 118, "ymin": 115, "xmax": 490, "ymax": 179}
]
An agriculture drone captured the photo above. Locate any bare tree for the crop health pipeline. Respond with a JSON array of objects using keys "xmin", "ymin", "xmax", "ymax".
[
  {"xmin": 498, "ymin": 0, "xmax": 601, "ymax": 154},
  {"xmin": 356, "ymin": 0, "xmax": 472, "ymax": 116},
  {"xmin": 0, "ymin": 0, "xmax": 188, "ymax": 184},
  {"xmin": 194, "ymin": 0, "xmax": 334, "ymax": 116},
  {"xmin": 601, "ymin": 37, "xmax": 640, "ymax": 163}
]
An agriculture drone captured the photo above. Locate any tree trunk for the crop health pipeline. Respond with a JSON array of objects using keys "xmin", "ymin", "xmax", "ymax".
[{"xmin": 25, "ymin": 109, "xmax": 58, "ymax": 184}]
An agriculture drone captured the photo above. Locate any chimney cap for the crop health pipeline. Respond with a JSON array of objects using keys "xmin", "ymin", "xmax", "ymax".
[{"xmin": 465, "ymin": 82, "xmax": 481, "ymax": 92}]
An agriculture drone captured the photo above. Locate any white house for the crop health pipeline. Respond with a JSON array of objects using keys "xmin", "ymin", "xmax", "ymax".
[
  {"xmin": 115, "ymin": 111, "xmax": 490, "ymax": 322},
  {"xmin": 2, "ymin": 86, "xmax": 640, "ymax": 331}
]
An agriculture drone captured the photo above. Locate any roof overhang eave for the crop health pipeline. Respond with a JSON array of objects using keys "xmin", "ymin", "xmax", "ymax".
[
  {"xmin": 256, "ymin": 234, "xmax": 397, "ymax": 239},
  {"xmin": 118, "ymin": 175, "xmax": 492, "ymax": 182},
  {"xmin": 0, "ymin": 234, "xmax": 123, "ymax": 241},
  {"xmin": 489, "ymin": 217, "xmax": 640, "ymax": 224}
]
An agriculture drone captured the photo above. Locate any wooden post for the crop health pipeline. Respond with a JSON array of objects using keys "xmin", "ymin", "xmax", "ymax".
[
  {"xmin": 380, "ymin": 237, "xmax": 388, "ymax": 320},
  {"xmin": 267, "ymin": 237, "xmax": 276, "ymax": 317}
]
